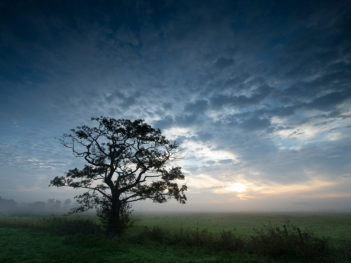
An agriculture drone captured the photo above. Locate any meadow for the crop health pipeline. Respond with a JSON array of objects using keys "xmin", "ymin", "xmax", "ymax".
[
  {"xmin": 132, "ymin": 212, "xmax": 351, "ymax": 241},
  {"xmin": 0, "ymin": 212, "xmax": 350, "ymax": 263}
]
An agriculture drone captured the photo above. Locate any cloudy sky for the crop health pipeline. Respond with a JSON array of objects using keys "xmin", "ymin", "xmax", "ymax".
[{"xmin": 1, "ymin": 0, "xmax": 351, "ymax": 211}]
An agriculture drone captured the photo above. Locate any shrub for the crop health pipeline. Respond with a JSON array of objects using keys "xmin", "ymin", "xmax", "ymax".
[
  {"xmin": 217, "ymin": 230, "xmax": 245, "ymax": 251},
  {"xmin": 141, "ymin": 226, "xmax": 168, "ymax": 242},
  {"xmin": 137, "ymin": 222, "xmax": 330, "ymax": 261},
  {"xmin": 336, "ymin": 239, "xmax": 351, "ymax": 261},
  {"xmin": 248, "ymin": 222, "xmax": 329, "ymax": 260},
  {"xmin": 139, "ymin": 226, "xmax": 245, "ymax": 252}
]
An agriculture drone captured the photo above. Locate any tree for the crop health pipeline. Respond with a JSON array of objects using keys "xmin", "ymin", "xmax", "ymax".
[{"xmin": 50, "ymin": 117, "xmax": 187, "ymax": 235}]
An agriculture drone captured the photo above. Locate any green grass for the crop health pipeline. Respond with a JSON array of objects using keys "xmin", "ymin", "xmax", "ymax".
[
  {"xmin": 132, "ymin": 212, "xmax": 351, "ymax": 242},
  {"xmin": 0, "ymin": 212, "xmax": 350, "ymax": 263},
  {"xmin": 0, "ymin": 226, "xmax": 286, "ymax": 263}
]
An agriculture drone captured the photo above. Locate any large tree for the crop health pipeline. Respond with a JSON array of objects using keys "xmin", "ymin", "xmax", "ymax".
[{"xmin": 50, "ymin": 117, "xmax": 187, "ymax": 234}]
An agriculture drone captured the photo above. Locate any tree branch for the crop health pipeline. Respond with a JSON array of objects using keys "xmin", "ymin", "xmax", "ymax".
[{"xmin": 80, "ymin": 186, "xmax": 112, "ymax": 200}]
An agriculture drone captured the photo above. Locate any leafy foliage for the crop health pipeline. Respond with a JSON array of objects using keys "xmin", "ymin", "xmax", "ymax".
[{"xmin": 50, "ymin": 117, "xmax": 187, "ymax": 234}]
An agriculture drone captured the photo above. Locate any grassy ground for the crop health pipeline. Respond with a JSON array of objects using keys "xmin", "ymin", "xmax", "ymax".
[
  {"xmin": 0, "ymin": 225, "xmax": 287, "ymax": 263},
  {"xmin": 0, "ymin": 212, "xmax": 350, "ymax": 263},
  {"xmin": 132, "ymin": 212, "xmax": 351, "ymax": 242}
]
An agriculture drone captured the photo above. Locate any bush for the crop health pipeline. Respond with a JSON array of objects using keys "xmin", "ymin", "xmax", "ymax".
[
  {"xmin": 336, "ymin": 239, "xmax": 351, "ymax": 261},
  {"xmin": 217, "ymin": 230, "xmax": 245, "ymax": 251},
  {"xmin": 248, "ymin": 222, "xmax": 329, "ymax": 260},
  {"xmin": 141, "ymin": 226, "xmax": 168, "ymax": 242},
  {"xmin": 139, "ymin": 226, "xmax": 245, "ymax": 252},
  {"xmin": 138, "ymin": 223, "xmax": 331, "ymax": 261}
]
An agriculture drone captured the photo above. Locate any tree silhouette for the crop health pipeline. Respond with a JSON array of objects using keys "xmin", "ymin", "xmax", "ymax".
[{"xmin": 50, "ymin": 117, "xmax": 187, "ymax": 235}]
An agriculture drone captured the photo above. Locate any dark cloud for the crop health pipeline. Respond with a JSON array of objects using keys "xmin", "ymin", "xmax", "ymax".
[
  {"xmin": 154, "ymin": 115, "xmax": 174, "ymax": 129},
  {"xmin": 214, "ymin": 57, "xmax": 234, "ymax": 70},
  {"xmin": 196, "ymin": 131, "xmax": 213, "ymax": 142},
  {"xmin": 175, "ymin": 114, "xmax": 199, "ymax": 127},
  {"xmin": 210, "ymin": 84, "xmax": 272, "ymax": 109},
  {"xmin": 104, "ymin": 89, "xmax": 141, "ymax": 109},
  {"xmin": 240, "ymin": 116, "xmax": 271, "ymax": 131},
  {"xmin": 307, "ymin": 90, "xmax": 351, "ymax": 110},
  {"xmin": 184, "ymin": 99, "xmax": 208, "ymax": 113}
]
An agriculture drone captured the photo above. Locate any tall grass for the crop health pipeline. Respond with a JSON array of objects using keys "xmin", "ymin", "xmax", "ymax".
[
  {"xmin": 249, "ymin": 222, "xmax": 329, "ymax": 260},
  {"xmin": 138, "ymin": 223, "xmax": 330, "ymax": 261},
  {"xmin": 0, "ymin": 216, "xmax": 336, "ymax": 261}
]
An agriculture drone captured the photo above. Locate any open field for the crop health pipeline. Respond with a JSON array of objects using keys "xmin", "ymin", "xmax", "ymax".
[
  {"xmin": 0, "ymin": 212, "xmax": 350, "ymax": 263},
  {"xmin": 132, "ymin": 212, "xmax": 351, "ymax": 241},
  {"xmin": 0, "ymin": 226, "xmax": 284, "ymax": 263}
]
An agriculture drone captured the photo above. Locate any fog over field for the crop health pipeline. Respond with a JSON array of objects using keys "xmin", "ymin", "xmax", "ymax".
[{"xmin": 1, "ymin": 0, "xmax": 351, "ymax": 212}]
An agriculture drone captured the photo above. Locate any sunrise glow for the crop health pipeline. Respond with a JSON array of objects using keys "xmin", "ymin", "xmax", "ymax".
[{"xmin": 226, "ymin": 183, "xmax": 247, "ymax": 193}]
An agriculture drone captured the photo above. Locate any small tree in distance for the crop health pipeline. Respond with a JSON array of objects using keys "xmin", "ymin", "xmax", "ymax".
[{"xmin": 50, "ymin": 117, "xmax": 187, "ymax": 235}]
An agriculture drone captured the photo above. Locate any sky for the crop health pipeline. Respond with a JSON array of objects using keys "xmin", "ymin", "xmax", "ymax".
[{"xmin": 1, "ymin": 0, "xmax": 351, "ymax": 212}]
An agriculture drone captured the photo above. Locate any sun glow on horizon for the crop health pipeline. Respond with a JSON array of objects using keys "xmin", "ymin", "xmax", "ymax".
[
  {"xmin": 191, "ymin": 173, "xmax": 345, "ymax": 202},
  {"xmin": 226, "ymin": 183, "xmax": 247, "ymax": 193}
]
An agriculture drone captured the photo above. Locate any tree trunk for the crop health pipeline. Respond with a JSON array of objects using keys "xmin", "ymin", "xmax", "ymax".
[{"xmin": 108, "ymin": 197, "xmax": 122, "ymax": 236}]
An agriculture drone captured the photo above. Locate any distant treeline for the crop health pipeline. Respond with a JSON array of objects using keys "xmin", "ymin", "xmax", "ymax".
[{"xmin": 0, "ymin": 196, "xmax": 74, "ymax": 214}]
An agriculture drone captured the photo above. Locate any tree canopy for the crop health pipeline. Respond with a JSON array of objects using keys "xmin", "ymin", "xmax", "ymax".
[{"xmin": 50, "ymin": 117, "xmax": 187, "ymax": 234}]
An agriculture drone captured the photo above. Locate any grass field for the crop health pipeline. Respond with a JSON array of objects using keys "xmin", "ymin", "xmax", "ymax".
[
  {"xmin": 0, "ymin": 212, "xmax": 350, "ymax": 263},
  {"xmin": 0, "ymin": 226, "xmax": 281, "ymax": 263},
  {"xmin": 132, "ymin": 212, "xmax": 351, "ymax": 242}
]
